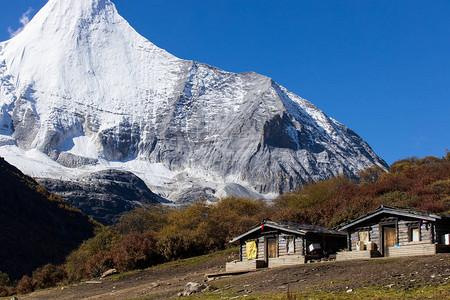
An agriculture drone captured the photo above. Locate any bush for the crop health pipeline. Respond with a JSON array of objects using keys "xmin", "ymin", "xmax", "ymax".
[
  {"xmin": 16, "ymin": 275, "xmax": 35, "ymax": 294},
  {"xmin": 206, "ymin": 197, "xmax": 272, "ymax": 248},
  {"xmin": 66, "ymin": 226, "xmax": 121, "ymax": 282},
  {"xmin": 65, "ymin": 250, "xmax": 88, "ymax": 282},
  {"xmin": 0, "ymin": 286, "xmax": 14, "ymax": 297},
  {"xmin": 33, "ymin": 264, "xmax": 67, "ymax": 289},
  {"xmin": 0, "ymin": 272, "xmax": 13, "ymax": 297},
  {"xmin": 431, "ymin": 179, "xmax": 450, "ymax": 195},
  {"xmin": 86, "ymin": 251, "xmax": 114, "ymax": 278},
  {"xmin": 112, "ymin": 231, "xmax": 159, "ymax": 271},
  {"xmin": 359, "ymin": 165, "xmax": 386, "ymax": 184},
  {"xmin": 116, "ymin": 205, "xmax": 171, "ymax": 234},
  {"xmin": 376, "ymin": 191, "xmax": 416, "ymax": 208},
  {"xmin": 0, "ymin": 271, "xmax": 10, "ymax": 287},
  {"xmin": 156, "ymin": 230, "xmax": 199, "ymax": 260}
]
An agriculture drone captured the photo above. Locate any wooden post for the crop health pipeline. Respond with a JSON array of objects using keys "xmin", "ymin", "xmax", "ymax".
[
  {"xmin": 432, "ymin": 223, "xmax": 436, "ymax": 244},
  {"xmin": 239, "ymin": 241, "xmax": 242, "ymax": 261},
  {"xmin": 347, "ymin": 232, "xmax": 351, "ymax": 251}
]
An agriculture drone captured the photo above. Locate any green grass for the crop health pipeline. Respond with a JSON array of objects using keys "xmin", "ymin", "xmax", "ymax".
[
  {"xmin": 151, "ymin": 247, "xmax": 238, "ymax": 270},
  {"xmin": 105, "ymin": 270, "xmax": 140, "ymax": 282},
  {"xmin": 174, "ymin": 282, "xmax": 450, "ymax": 299},
  {"xmin": 287, "ymin": 283, "xmax": 450, "ymax": 300},
  {"xmin": 108, "ymin": 247, "xmax": 239, "ymax": 282}
]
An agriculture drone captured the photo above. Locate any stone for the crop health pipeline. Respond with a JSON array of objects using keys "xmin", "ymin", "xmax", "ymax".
[
  {"xmin": 182, "ymin": 282, "xmax": 209, "ymax": 296},
  {"xmin": 100, "ymin": 268, "xmax": 117, "ymax": 279},
  {"xmin": 38, "ymin": 169, "xmax": 166, "ymax": 225},
  {"xmin": 86, "ymin": 281, "xmax": 103, "ymax": 284},
  {"xmin": 150, "ymin": 282, "xmax": 160, "ymax": 288}
]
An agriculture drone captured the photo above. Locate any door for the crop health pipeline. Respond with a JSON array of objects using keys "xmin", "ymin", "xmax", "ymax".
[
  {"xmin": 383, "ymin": 227, "xmax": 397, "ymax": 256},
  {"xmin": 267, "ymin": 237, "xmax": 277, "ymax": 258}
]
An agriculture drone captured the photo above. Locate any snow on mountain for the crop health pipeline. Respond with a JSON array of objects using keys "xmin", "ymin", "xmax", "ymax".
[{"xmin": 0, "ymin": 0, "xmax": 387, "ymax": 203}]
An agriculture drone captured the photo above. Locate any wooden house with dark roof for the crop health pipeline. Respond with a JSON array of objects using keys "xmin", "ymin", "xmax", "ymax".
[
  {"xmin": 336, "ymin": 206, "xmax": 450, "ymax": 261},
  {"xmin": 226, "ymin": 219, "xmax": 346, "ymax": 272}
]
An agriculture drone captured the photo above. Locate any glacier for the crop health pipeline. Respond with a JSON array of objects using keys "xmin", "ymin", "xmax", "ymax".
[{"xmin": 0, "ymin": 0, "xmax": 387, "ymax": 203}]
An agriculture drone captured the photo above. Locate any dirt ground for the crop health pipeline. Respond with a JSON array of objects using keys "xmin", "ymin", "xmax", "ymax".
[
  {"xmin": 214, "ymin": 254, "xmax": 450, "ymax": 296},
  {"xmin": 19, "ymin": 252, "xmax": 450, "ymax": 299}
]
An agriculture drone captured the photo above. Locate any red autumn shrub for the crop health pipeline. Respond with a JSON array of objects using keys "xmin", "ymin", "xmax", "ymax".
[
  {"xmin": 86, "ymin": 251, "xmax": 114, "ymax": 278},
  {"xmin": 0, "ymin": 286, "xmax": 14, "ymax": 297},
  {"xmin": 112, "ymin": 231, "xmax": 159, "ymax": 271},
  {"xmin": 16, "ymin": 275, "xmax": 35, "ymax": 294}
]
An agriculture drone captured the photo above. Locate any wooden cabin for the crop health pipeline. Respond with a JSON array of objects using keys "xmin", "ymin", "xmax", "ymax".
[
  {"xmin": 336, "ymin": 206, "xmax": 450, "ymax": 261},
  {"xmin": 226, "ymin": 219, "xmax": 346, "ymax": 272}
]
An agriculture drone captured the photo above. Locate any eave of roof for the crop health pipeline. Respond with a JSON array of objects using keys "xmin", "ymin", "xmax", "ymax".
[
  {"xmin": 229, "ymin": 225, "xmax": 264, "ymax": 243},
  {"xmin": 229, "ymin": 219, "xmax": 344, "ymax": 243},
  {"xmin": 228, "ymin": 223, "xmax": 303, "ymax": 243},
  {"xmin": 338, "ymin": 205, "xmax": 446, "ymax": 231}
]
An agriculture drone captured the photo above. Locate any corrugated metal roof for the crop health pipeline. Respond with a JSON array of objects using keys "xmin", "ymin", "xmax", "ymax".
[
  {"xmin": 229, "ymin": 219, "xmax": 345, "ymax": 243},
  {"xmin": 337, "ymin": 205, "xmax": 450, "ymax": 231},
  {"xmin": 263, "ymin": 220, "xmax": 344, "ymax": 235}
]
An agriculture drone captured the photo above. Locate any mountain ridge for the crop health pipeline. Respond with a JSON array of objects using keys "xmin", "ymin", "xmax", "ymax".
[
  {"xmin": 37, "ymin": 169, "xmax": 165, "ymax": 225},
  {"xmin": 0, "ymin": 0, "xmax": 387, "ymax": 205}
]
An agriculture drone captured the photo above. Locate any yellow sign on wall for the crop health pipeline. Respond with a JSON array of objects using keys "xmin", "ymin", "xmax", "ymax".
[{"xmin": 246, "ymin": 241, "xmax": 257, "ymax": 260}]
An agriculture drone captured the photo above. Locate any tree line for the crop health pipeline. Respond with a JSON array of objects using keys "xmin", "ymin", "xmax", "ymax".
[{"xmin": 1, "ymin": 152, "xmax": 449, "ymax": 296}]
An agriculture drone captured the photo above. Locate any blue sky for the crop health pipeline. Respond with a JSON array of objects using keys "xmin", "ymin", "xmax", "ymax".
[{"xmin": 1, "ymin": 0, "xmax": 449, "ymax": 165}]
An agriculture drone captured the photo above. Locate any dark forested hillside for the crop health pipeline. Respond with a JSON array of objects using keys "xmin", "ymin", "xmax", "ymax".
[{"xmin": 0, "ymin": 157, "xmax": 97, "ymax": 280}]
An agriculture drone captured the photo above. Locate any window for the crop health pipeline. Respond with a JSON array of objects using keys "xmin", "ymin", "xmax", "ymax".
[
  {"xmin": 357, "ymin": 231, "xmax": 370, "ymax": 251},
  {"xmin": 358, "ymin": 231, "xmax": 369, "ymax": 243},
  {"xmin": 286, "ymin": 237, "xmax": 295, "ymax": 254},
  {"xmin": 408, "ymin": 225, "xmax": 421, "ymax": 242}
]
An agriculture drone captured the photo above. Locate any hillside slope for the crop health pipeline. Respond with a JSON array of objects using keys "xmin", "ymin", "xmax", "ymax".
[
  {"xmin": 0, "ymin": 157, "xmax": 96, "ymax": 280},
  {"xmin": 19, "ymin": 250, "xmax": 450, "ymax": 299}
]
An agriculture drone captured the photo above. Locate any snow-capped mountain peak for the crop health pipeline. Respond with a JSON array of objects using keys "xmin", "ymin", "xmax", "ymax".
[{"xmin": 0, "ymin": 0, "xmax": 387, "ymax": 203}]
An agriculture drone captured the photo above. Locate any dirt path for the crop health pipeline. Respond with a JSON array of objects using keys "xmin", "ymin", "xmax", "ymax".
[
  {"xmin": 21, "ymin": 253, "xmax": 229, "ymax": 300},
  {"xmin": 20, "ymin": 253, "xmax": 450, "ymax": 299}
]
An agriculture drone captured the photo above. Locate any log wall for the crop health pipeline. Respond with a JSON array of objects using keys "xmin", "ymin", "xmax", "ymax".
[
  {"xmin": 226, "ymin": 260, "xmax": 265, "ymax": 272},
  {"xmin": 387, "ymin": 244, "xmax": 437, "ymax": 258},
  {"xmin": 268, "ymin": 255, "xmax": 305, "ymax": 268},
  {"xmin": 350, "ymin": 224, "xmax": 380, "ymax": 251},
  {"xmin": 240, "ymin": 236, "xmax": 265, "ymax": 261}
]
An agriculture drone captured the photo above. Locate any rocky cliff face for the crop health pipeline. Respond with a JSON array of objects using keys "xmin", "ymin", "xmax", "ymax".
[
  {"xmin": 0, "ymin": 0, "xmax": 387, "ymax": 204},
  {"xmin": 38, "ymin": 169, "xmax": 165, "ymax": 225}
]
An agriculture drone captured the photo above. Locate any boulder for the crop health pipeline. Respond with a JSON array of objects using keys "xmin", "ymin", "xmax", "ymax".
[
  {"xmin": 182, "ymin": 282, "xmax": 208, "ymax": 296},
  {"xmin": 100, "ymin": 269, "xmax": 117, "ymax": 279}
]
